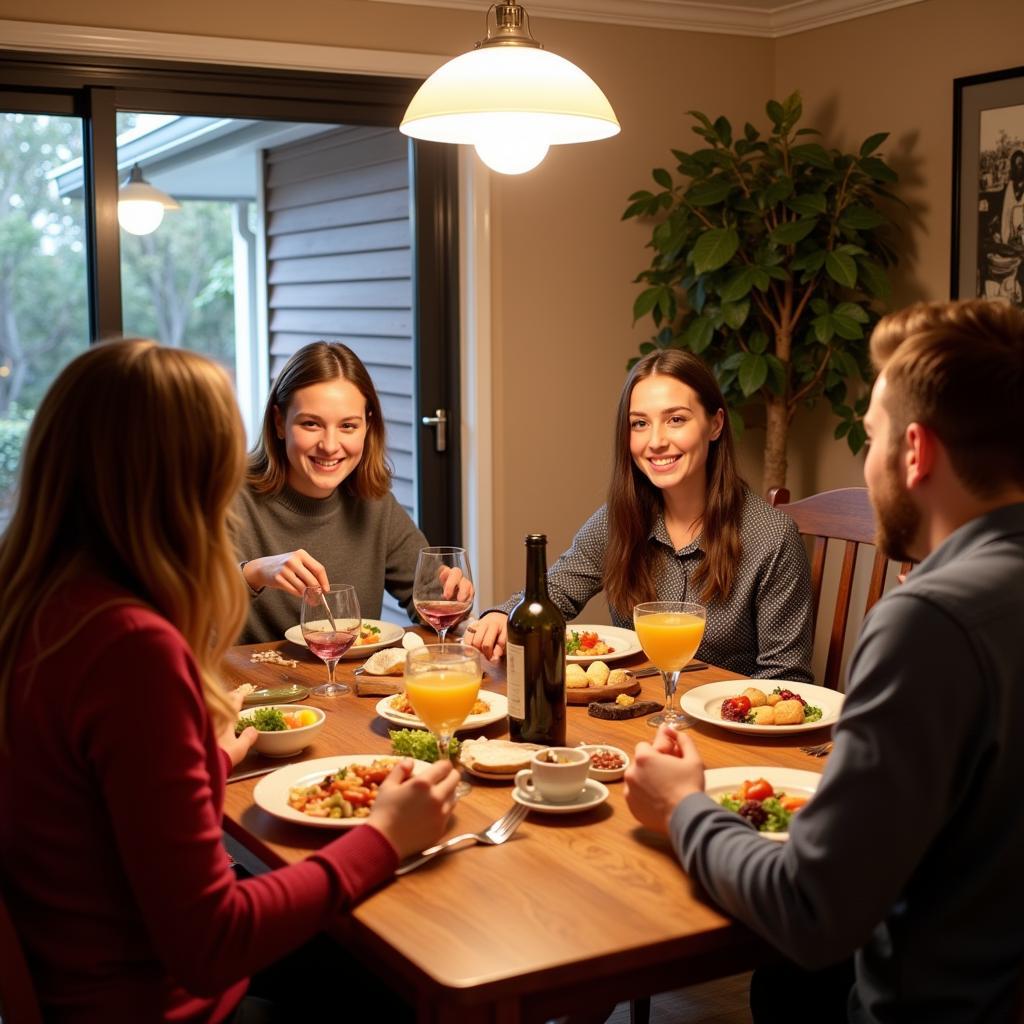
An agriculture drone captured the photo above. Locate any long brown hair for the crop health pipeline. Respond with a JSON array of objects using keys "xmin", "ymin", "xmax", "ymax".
[
  {"xmin": 604, "ymin": 350, "xmax": 745, "ymax": 615},
  {"xmin": 0, "ymin": 339, "xmax": 248, "ymax": 744},
  {"xmin": 248, "ymin": 341, "xmax": 391, "ymax": 499}
]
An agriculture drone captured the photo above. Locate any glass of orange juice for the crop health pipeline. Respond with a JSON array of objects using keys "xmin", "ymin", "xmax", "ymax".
[
  {"xmin": 404, "ymin": 644, "xmax": 482, "ymax": 796},
  {"xmin": 633, "ymin": 601, "xmax": 706, "ymax": 729}
]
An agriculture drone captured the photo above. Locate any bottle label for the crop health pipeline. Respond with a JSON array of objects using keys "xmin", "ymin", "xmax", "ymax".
[{"xmin": 506, "ymin": 642, "xmax": 525, "ymax": 719}]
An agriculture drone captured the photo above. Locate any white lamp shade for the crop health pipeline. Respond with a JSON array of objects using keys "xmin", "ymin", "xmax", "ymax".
[
  {"xmin": 118, "ymin": 171, "xmax": 180, "ymax": 236},
  {"xmin": 400, "ymin": 47, "xmax": 620, "ymax": 149},
  {"xmin": 474, "ymin": 137, "xmax": 549, "ymax": 175}
]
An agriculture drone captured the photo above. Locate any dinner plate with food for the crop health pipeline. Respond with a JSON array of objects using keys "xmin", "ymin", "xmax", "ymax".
[
  {"xmin": 565, "ymin": 625, "xmax": 642, "ymax": 664},
  {"xmin": 704, "ymin": 766, "xmax": 821, "ymax": 841},
  {"xmin": 253, "ymin": 755, "xmax": 428, "ymax": 829},
  {"xmin": 375, "ymin": 690, "xmax": 508, "ymax": 731},
  {"xmin": 680, "ymin": 680, "xmax": 843, "ymax": 734},
  {"xmin": 284, "ymin": 619, "xmax": 405, "ymax": 658}
]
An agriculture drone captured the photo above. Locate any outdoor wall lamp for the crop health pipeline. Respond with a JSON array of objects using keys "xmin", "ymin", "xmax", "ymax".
[{"xmin": 117, "ymin": 164, "xmax": 180, "ymax": 236}]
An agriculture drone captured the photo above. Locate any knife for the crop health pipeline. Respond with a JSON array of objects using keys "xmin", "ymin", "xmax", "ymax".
[{"xmin": 227, "ymin": 764, "xmax": 290, "ymax": 784}]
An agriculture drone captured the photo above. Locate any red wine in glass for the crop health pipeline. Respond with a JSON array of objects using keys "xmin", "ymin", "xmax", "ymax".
[
  {"xmin": 304, "ymin": 629, "xmax": 357, "ymax": 661},
  {"xmin": 414, "ymin": 599, "xmax": 473, "ymax": 634}
]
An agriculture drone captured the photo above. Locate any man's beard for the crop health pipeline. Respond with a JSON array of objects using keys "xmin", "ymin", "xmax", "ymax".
[{"xmin": 871, "ymin": 448, "xmax": 921, "ymax": 564}]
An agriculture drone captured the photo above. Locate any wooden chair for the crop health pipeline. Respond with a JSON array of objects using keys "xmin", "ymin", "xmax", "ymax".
[
  {"xmin": 0, "ymin": 892, "xmax": 42, "ymax": 1024},
  {"xmin": 768, "ymin": 486, "xmax": 911, "ymax": 690}
]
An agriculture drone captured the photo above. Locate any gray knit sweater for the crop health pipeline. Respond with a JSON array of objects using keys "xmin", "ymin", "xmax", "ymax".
[{"xmin": 234, "ymin": 484, "xmax": 427, "ymax": 644}]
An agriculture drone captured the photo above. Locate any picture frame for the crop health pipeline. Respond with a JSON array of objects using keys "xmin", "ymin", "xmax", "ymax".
[{"xmin": 952, "ymin": 65, "xmax": 1024, "ymax": 306}]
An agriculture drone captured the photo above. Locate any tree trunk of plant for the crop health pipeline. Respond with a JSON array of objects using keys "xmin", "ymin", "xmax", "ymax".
[{"xmin": 763, "ymin": 394, "xmax": 789, "ymax": 494}]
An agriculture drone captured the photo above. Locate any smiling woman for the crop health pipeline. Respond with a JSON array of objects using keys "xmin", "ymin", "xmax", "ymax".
[
  {"xmin": 234, "ymin": 341, "xmax": 428, "ymax": 643},
  {"xmin": 466, "ymin": 349, "xmax": 815, "ymax": 684}
]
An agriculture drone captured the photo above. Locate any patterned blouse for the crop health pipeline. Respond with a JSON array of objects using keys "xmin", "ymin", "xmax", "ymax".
[{"xmin": 497, "ymin": 488, "xmax": 814, "ymax": 682}]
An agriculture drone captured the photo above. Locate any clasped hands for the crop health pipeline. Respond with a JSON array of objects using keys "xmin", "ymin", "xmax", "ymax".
[{"xmin": 624, "ymin": 724, "xmax": 707, "ymax": 835}]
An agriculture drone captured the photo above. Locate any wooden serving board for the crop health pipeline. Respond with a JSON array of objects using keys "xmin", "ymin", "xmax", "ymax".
[{"xmin": 566, "ymin": 678, "xmax": 642, "ymax": 705}]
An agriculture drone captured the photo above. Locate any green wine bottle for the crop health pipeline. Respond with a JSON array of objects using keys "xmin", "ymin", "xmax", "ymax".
[{"xmin": 506, "ymin": 534, "xmax": 566, "ymax": 745}]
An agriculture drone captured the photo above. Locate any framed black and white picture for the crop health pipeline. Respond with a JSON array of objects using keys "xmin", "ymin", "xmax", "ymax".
[{"xmin": 952, "ymin": 64, "xmax": 1024, "ymax": 306}]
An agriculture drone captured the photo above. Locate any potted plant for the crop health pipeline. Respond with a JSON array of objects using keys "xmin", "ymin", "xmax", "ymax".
[{"xmin": 624, "ymin": 92, "xmax": 900, "ymax": 491}]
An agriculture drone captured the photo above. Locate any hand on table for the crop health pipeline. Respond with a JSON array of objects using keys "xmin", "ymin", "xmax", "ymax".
[
  {"xmin": 242, "ymin": 550, "xmax": 330, "ymax": 597},
  {"xmin": 624, "ymin": 724, "xmax": 705, "ymax": 836},
  {"xmin": 218, "ymin": 685, "xmax": 258, "ymax": 768},
  {"xmin": 463, "ymin": 611, "xmax": 507, "ymax": 662},
  {"xmin": 369, "ymin": 758, "xmax": 459, "ymax": 860}
]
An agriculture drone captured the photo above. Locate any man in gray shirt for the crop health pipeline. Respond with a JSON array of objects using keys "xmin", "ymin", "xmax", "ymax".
[{"xmin": 625, "ymin": 299, "xmax": 1024, "ymax": 1022}]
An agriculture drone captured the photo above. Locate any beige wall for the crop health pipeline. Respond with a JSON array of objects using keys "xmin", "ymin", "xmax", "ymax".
[{"xmin": 3, "ymin": 0, "xmax": 1021, "ymax": 613}]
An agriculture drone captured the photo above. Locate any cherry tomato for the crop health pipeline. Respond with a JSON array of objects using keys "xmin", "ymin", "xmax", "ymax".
[
  {"xmin": 721, "ymin": 696, "xmax": 751, "ymax": 722},
  {"xmin": 580, "ymin": 632, "xmax": 599, "ymax": 649},
  {"xmin": 745, "ymin": 778, "xmax": 774, "ymax": 801}
]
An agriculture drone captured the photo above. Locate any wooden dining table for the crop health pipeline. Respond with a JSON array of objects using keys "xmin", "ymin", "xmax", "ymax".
[{"xmin": 221, "ymin": 632, "xmax": 832, "ymax": 1024}]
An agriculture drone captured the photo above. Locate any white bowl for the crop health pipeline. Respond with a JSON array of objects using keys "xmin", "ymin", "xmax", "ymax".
[
  {"xmin": 237, "ymin": 704, "xmax": 326, "ymax": 758},
  {"xmin": 578, "ymin": 743, "xmax": 630, "ymax": 782}
]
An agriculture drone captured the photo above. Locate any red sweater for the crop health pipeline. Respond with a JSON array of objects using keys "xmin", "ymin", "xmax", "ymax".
[{"xmin": 0, "ymin": 577, "xmax": 398, "ymax": 1022}]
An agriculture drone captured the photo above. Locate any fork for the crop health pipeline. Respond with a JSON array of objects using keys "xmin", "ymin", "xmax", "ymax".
[
  {"xmin": 395, "ymin": 803, "xmax": 528, "ymax": 875},
  {"xmin": 800, "ymin": 742, "xmax": 833, "ymax": 757}
]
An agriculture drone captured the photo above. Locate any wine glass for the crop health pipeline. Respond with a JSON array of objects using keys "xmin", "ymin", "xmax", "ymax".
[
  {"xmin": 404, "ymin": 644, "xmax": 481, "ymax": 797},
  {"xmin": 413, "ymin": 547, "xmax": 474, "ymax": 646},
  {"xmin": 301, "ymin": 584, "xmax": 361, "ymax": 697},
  {"xmin": 633, "ymin": 601, "xmax": 706, "ymax": 729}
]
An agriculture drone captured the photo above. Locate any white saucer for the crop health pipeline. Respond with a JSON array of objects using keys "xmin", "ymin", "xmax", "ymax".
[{"xmin": 512, "ymin": 778, "xmax": 609, "ymax": 814}]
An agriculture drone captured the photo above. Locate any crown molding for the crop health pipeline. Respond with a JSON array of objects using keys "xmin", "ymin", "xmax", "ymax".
[
  {"xmin": 367, "ymin": 0, "xmax": 927, "ymax": 38},
  {"xmin": 0, "ymin": 19, "xmax": 446, "ymax": 77}
]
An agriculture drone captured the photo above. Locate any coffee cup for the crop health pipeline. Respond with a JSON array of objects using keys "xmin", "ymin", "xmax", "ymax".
[{"xmin": 514, "ymin": 747, "xmax": 591, "ymax": 804}]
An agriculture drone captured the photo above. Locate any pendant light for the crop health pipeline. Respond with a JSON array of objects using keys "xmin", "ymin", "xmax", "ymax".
[
  {"xmin": 400, "ymin": 0, "xmax": 619, "ymax": 175},
  {"xmin": 117, "ymin": 164, "xmax": 180, "ymax": 236}
]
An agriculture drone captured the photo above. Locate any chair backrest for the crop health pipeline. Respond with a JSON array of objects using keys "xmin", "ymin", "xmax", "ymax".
[
  {"xmin": 0, "ymin": 892, "xmax": 42, "ymax": 1024},
  {"xmin": 768, "ymin": 486, "xmax": 911, "ymax": 690}
]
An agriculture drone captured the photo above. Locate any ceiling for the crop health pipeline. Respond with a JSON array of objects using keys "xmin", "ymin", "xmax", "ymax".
[{"xmin": 369, "ymin": 0, "xmax": 927, "ymax": 38}]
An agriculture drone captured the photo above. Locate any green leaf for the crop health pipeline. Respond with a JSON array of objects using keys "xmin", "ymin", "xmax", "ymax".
[
  {"xmin": 813, "ymin": 315, "xmax": 834, "ymax": 343},
  {"xmin": 834, "ymin": 420, "xmax": 851, "ymax": 439},
  {"xmin": 639, "ymin": 341, "xmax": 656, "ymax": 354},
  {"xmin": 720, "ymin": 351, "xmax": 746, "ymax": 371},
  {"xmin": 683, "ymin": 315, "xmax": 716, "ymax": 353},
  {"xmin": 763, "ymin": 175, "xmax": 794, "ymax": 207},
  {"xmin": 831, "ymin": 313, "xmax": 864, "ymax": 340},
  {"xmin": 766, "ymin": 100, "xmax": 785, "ymax": 128},
  {"xmin": 633, "ymin": 287, "xmax": 662, "ymax": 321},
  {"xmin": 752, "ymin": 268, "xmax": 771, "ymax": 291},
  {"xmin": 744, "ymin": 122, "xmax": 759, "ymax": 142},
  {"xmin": 653, "ymin": 168, "xmax": 673, "ymax": 189},
  {"xmin": 713, "ymin": 116, "xmax": 733, "ymax": 147},
  {"xmin": 722, "ymin": 300, "xmax": 750, "ymax": 330},
  {"xmin": 840, "ymin": 204, "xmax": 886, "ymax": 230},
  {"xmin": 686, "ymin": 179, "xmax": 732, "ymax": 206},
  {"xmin": 628, "ymin": 190, "xmax": 655, "ymax": 202},
  {"xmin": 765, "ymin": 353, "xmax": 787, "ymax": 395},
  {"xmin": 858, "ymin": 156, "xmax": 898, "ymax": 183},
  {"xmin": 749, "ymin": 330, "xmax": 768, "ymax": 354},
  {"xmin": 787, "ymin": 193, "xmax": 828, "ymax": 217},
  {"xmin": 763, "ymin": 265, "xmax": 789, "ymax": 282},
  {"xmin": 847, "ymin": 421, "xmax": 868, "ymax": 454},
  {"xmin": 825, "ymin": 251, "xmax": 858, "ymax": 288},
  {"xmin": 789, "ymin": 143, "xmax": 835, "ymax": 170},
  {"xmin": 856, "ymin": 258, "xmax": 892, "ymax": 298},
  {"xmin": 859, "ymin": 132, "xmax": 889, "ymax": 157},
  {"xmin": 770, "ymin": 219, "xmax": 818, "ymax": 245},
  {"xmin": 739, "ymin": 353, "xmax": 768, "ymax": 396},
  {"xmin": 834, "ymin": 302, "xmax": 869, "ymax": 323},
  {"xmin": 792, "ymin": 250, "xmax": 826, "ymax": 273},
  {"xmin": 692, "ymin": 228, "xmax": 740, "ymax": 274},
  {"xmin": 718, "ymin": 266, "xmax": 755, "ymax": 302},
  {"xmin": 622, "ymin": 200, "xmax": 648, "ymax": 221}
]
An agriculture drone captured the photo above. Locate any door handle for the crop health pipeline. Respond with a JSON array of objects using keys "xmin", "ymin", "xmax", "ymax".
[{"xmin": 421, "ymin": 408, "xmax": 447, "ymax": 452}]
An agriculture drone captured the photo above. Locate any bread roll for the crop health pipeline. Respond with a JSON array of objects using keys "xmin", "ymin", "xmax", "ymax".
[
  {"xmin": 773, "ymin": 699, "xmax": 805, "ymax": 725},
  {"xmin": 743, "ymin": 687, "xmax": 768, "ymax": 707},
  {"xmin": 607, "ymin": 668, "xmax": 630, "ymax": 686},
  {"xmin": 586, "ymin": 660, "xmax": 610, "ymax": 687},
  {"xmin": 749, "ymin": 705, "xmax": 775, "ymax": 725},
  {"xmin": 566, "ymin": 664, "xmax": 589, "ymax": 689}
]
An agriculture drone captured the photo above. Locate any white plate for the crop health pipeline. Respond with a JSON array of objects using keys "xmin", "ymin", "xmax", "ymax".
[
  {"xmin": 253, "ymin": 755, "xmax": 428, "ymax": 829},
  {"xmin": 512, "ymin": 777, "xmax": 610, "ymax": 814},
  {"xmin": 704, "ymin": 766, "xmax": 821, "ymax": 842},
  {"xmin": 680, "ymin": 680, "xmax": 844, "ymax": 735},
  {"xmin": 375, "ymin": 690, "xmax": 508, "ymax": 732},
  {"xmin": 565, "ymin": 625, "xmax": 642, "ymax": 664},
  {"xmin": 284, "ymin": 619, "xmax": 405, "ymax": 659}
]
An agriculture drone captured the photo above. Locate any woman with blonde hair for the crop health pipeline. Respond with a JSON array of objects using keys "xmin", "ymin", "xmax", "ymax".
[
  {"xmin": 468, "ymin": 349, "xmax": 813, "ymax": 682},
  {"xmin": 236, "ymin": 341, "xmax": 440, "ymax": 643},
  {"xmin": 0, "ymin": 340, "xmax": 456, "ymax": 1022}
]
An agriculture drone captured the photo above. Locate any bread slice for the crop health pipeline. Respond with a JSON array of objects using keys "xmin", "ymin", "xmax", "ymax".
[{"xmin": 460, "ymin": 738, "xmax": 541, "ymax": 775}]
